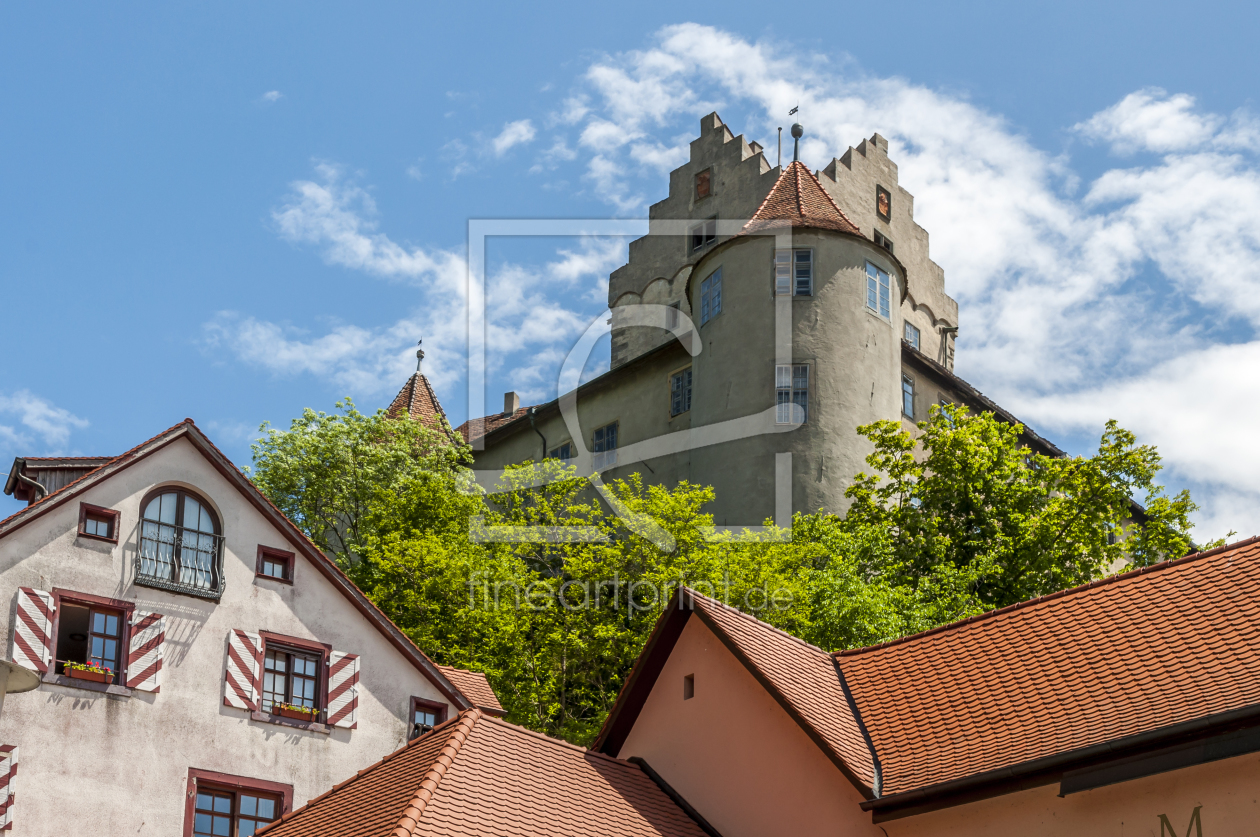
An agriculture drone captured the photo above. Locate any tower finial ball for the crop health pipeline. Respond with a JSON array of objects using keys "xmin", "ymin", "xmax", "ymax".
[{"xmin": 790, "ymin": 123, "xmax": 803, "ymax": 139}]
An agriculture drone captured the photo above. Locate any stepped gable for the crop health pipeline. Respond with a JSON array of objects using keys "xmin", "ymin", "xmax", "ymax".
[
  {"xmin": 835, "ymin": 535, "xmax": 1260, "ymax": 798},
  {"xmin": 260, "ymin": 708, "xmax": 713, "ymax": 837},
  {"xmin": 741, "ymin": 160, "xmax": 861, "ymax": 236},
  {"xmin": 437, "ymin": 665, "xmax": 505, "ymax": 716}
]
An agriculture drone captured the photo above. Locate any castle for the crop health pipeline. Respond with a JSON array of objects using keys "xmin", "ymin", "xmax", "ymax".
[{"xmin": 447, "ymin": 113, "xmax": 1060, "ymax": 528}]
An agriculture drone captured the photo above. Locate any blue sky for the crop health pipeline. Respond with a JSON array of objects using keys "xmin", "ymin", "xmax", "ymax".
[{"xmin": 4, "ymin": 2, "xmax": 1260, "ymax": 535}]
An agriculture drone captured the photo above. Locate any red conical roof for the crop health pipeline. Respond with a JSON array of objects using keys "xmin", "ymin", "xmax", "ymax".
[
  {"xmin": 386, "ymin": 372, "xmax": 453, "ymax": 440},
  {"xmin": 742, "ymin": 160, "xmax": 861, "ymax": 235}
]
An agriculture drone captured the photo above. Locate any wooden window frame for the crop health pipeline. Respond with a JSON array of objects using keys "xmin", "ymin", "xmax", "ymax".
[
  {"xmin": 255, "ymin": 545, "xmax": 295, "ymax": 585},
  {"xmin": 258, "ymin": 631, "xmax": 330, "ymax": 719},
  {"xmin": 688, "ymin": 216, "xmax": 717, "ymax": 254},
  {"xmin": 902, "ymin": 374, "xmax": 917, "ymax": 419},
  {"xmin": 49, "ymin": 588, "xmax": 135, "ymax": 687},
  {"xmin": 592, "ymin": 421, "xmax": 619, "ymax": 470},
  {"xmin": 699, "ymin": 267, "xmax": 723, "ymax": 325},
  {"xmin": 410, "ymin": 696, "xmax": 448, "ymax": 740},
  {"xmin": 183, "ymin": 768, "xmax": 293, "ymax": 837},
  {"xmin": 904, "ymin": 321, "xmax": 921, "ymax": 351},
  {"xmin": 77, "ymin": 502, "xmax": 121, "ymax": 544},
  {"xmin": 670, "ymin": 367, "xmax": 693, "ymax": 416}
]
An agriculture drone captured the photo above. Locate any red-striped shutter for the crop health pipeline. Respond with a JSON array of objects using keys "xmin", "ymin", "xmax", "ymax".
[
  {"xmin": 326, "ymin": 651, "xmax": 359, "ymax": 729},
  {"xmin": 223, "ymin": 630, "xmax": 262, "ymax": 711},
  {"xmin": 0, "ymin": 745, "xmax": 17, "ymax": 830},
  {"xmin": 125, "ymin": 611, "xmax": 164, "ymax": 692},
  {"xmin": 11, "ymin": 589, "xmax": 53, "ymax": 674}
]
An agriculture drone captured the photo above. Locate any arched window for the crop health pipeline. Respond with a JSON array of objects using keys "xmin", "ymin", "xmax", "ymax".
[{"xmin": 137, "ymin": 488, "xmax": 225, "ymax": 600}]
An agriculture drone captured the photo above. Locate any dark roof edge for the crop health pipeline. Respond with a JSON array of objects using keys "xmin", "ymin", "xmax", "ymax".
[
  {"xmin": 628, "ymin": 756, "xmax": 728, "ymax": 837},
  {"xmin": 836, "ymin": 534, "xmax": 1260, "ymax": 659},
  {"xmin": 593, "ymin": 588, "xmax": 694, "ymax": 755},
  {"xmin": 861, "ymin": 701, "xmax": 1260, "ymax": 821},
  {"xmin": 900, "ymin": 341, "xmax": 1064, "ymax": 458}
]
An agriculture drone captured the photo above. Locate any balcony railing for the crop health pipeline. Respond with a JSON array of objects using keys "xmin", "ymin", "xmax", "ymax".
[{"xmin": 136, "ymin": 520, "xmax": 225, "ymax": 600}]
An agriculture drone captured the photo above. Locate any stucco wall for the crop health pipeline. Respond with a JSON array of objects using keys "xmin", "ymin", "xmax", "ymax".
[
  {"xmin": 615, "ymin": 615, "xmax": 882, "ymax": 837},
  {"xmin": 884, "ymin": 750, "xmax": 1260, "ymax": 836},
  {"xmin": 0, "ymin": 437, "xmax": 453, "ymax": 834}
]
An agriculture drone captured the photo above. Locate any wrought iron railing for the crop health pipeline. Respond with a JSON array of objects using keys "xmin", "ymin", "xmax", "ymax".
[{"xmin": 136, "ymin": 520, "xmax": 225, "ymax": 600}]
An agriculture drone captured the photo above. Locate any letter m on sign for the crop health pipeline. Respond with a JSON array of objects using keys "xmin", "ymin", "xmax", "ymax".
[{"xmin": 1159, "ymin": 806, "xmax": 1203, "ymax": 837}]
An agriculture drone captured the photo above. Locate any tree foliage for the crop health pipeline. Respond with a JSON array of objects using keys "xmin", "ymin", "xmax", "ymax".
[{"xmin": 250, "ymin": 399, "xmax": 1213, "ymax": 745}]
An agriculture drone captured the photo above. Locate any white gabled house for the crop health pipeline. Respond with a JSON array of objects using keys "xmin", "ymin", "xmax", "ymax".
[{"xmin": 0, "ymin": 419, "xmax": 503, "ymax": 835}]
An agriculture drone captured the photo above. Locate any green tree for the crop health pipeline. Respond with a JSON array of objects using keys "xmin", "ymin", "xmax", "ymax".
[
  {"xmin": 840, "ymin": 403, "xmax": 1203, "ymax": 609},
  {"xmin": 248, "ymin": 399, "xmax": 470, "ymax": 567}
]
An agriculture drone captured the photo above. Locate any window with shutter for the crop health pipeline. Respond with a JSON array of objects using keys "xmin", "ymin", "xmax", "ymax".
[
  {"xmin": 11, "ymin": 588, "xmax": 54, "ymax": 674},
  {"xmin": 327, "ymin": 651, "xmax": 360, "ymax": 729},
  {"xmin": 0, "ymin": 745, "xmax": 16, "ymax": 831},
  {"xmin": 125, "ymin": 611, "xmax": 164, "ymax": 692},
  {"xmin": 223, "ymin": 630, "xmax": 262, "ymax": 711}
]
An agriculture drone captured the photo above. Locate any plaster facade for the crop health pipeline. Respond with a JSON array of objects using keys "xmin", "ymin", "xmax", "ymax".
[
  {"xmin": 0, "ymin": 435, "xmax": 460, "ymax": 834},
  {"xmin": 616, "ymin": 616, "xmax": 881, "ymax": 837}
]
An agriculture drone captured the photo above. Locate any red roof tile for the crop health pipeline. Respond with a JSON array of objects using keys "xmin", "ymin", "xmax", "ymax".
[
  {"xmin": 454, "ymin": 406, "xmax": 532, "ymax": 444},
  {"xmin": 742, "ymin": 161, "xmax": 861, "ymax": 236},
  {"xmin": 262, "ymin": 709, "xmax": 713, "ymax": 837},
  {"xmin": 387, "ymin": 373, "xmax": 457, "ymax": 442},
  {"xmin": 437, "ymin": 666, "xmax": 504, "ymax": 715},
  {"xmin": 836, "ymin": 536, "xmax": 1260, "ymax": 795}
]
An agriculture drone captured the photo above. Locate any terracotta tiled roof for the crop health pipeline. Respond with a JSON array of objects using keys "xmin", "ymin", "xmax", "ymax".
[
  {"xmin": 437, "ymin": 666, "xmax": 505, "ymax": 715},
  {"xmin": 454, "ymin": 407, "xmax": 531, "ymax": 444},
  {"xmin": 836, "ymin": 536, "xmax": 1260, "ymax": 796},
  {"xmin": 387, "ymin": 373, "xmax": 457, "ymax": 442},
  {"xmin": 261, "ymin": 708, "xmax": 713, "ymax": 837},
  {"xmin": 742, "ymin": 160, "xmax": 861, "ymax": 235}
]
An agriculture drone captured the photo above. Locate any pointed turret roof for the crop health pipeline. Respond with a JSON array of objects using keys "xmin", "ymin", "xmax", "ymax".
[
  {"xmin": 387, "ymin": 372, "xmax": 456, "ymax": 442},
  {"xmin": 742, "ymin": 160, "xmax": 861, "ymax": 235}
]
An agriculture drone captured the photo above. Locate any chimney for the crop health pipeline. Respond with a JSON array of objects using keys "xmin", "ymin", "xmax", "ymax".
[{"xmin": 504, "ymin": 391, "xmax": 520, "ymax": 414}]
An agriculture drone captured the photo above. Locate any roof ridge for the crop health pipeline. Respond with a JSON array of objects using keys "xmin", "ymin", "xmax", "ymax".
[
  {"xmin": 392, "ymin": 708, "xmax": 482, "ymax": 836},
  {"xmin": 687, "ymin": 587, "xmax": 830, "ymax": 655},
  {"xmin": 479, "ymin": 714, "xmax": 644, "ymax": 768},
  {"xmin": 799, "ymin": 160, "xmax": 859, "ymax": 230},
  {"xmin": 835, "ymin": 535, "xmax": 1260, "ymax": 658}
]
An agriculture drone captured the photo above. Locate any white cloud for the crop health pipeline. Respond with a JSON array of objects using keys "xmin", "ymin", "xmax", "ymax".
[
  {"xmin": 491, "ymin": 119, "xmax": 537, "ymax": 157},
  {"xmin": 1075, "ymin": 89, "xmax": 1221, "ymax": 154},
  {"xmin": 0, "ymin": 391, "xmax": 88, "ymax": 450},
  {"xmin": 261, "ymin": 90, "xmax": 283, "ymax": 103},
  {"xmin": 211, "ymin": 164, "xmax": 627, "ymax": 402}
]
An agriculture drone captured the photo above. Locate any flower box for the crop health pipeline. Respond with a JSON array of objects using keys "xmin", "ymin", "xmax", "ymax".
[
  {"xmin": 67, "ymin": 667, "xmax": 111, "ymax": 684},
  {"xmin": 274, "ymin": 705, "xmax": 318, "ymax": 722}
]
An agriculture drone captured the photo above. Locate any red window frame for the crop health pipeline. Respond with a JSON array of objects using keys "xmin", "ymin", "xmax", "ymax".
[
  {"xmin": 50, "ymin": 588, "xmax": 134, "ymax": 686},
  {"xmin": 77, "ymin": 503, "xmax": 121, "ymax": 544},
  {"xmin": 259, "ymin": 631, "xmax": 330, "ymax": 718},
  {"xmin": 182, "ymin": 768, "xmax": 293, "ymax": 837},
  {"xmin": 255, "ymin": 545, "xmax": 295, "ymax": 584},
  {"xmin": 410, "ymin": 696, "xmax": 448, "ymax": 739}
]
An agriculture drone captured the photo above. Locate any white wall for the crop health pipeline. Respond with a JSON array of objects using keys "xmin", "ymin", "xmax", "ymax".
[{"xmin": 0, "ymin": 436, "xmax": 453, "ymax": 834}]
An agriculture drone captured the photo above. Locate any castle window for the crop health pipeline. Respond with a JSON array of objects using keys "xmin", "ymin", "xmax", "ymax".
[
  {"xmin": 874, "ymin": 231, "xmax": 895, "ymax": 254},
  {"xmin": 775, "ymin": 249, "xmax": 813, "ymax": 296},
  {"xmin": 699, "ymin": 268, "xmax": 723, "ymax": 325},
  {"xmin": 866, "ymin": 262, "xmax": 891, "ymax": 319},
  {"xmin": 695, "ymin": 169, "xmax": 712, "ymax": 200},
  {"xmin": 667, "ymin": 301, "xmax": 681, "ymax": 330},
  {"xmin": 78, "ymin": 503, "xmax": 120, "ymax": 543},
  {"xmin": 902, "ymin": 375, "xmax": 916, "ymax": 419},
  {"xmin": 904, "ymin": 322, "xmax": 920, "ymax": 351},
  {"xmin": 549, "ymin": 442, "xmax": 574, "ymax": 462},
  {"xmin": 671, "ymin": 368, "xmax": 692, "ymax": 416},
  {"xmin": 689, "ymin": 218, "xmax": 717, "ymax": 253},
  {"xmin": 775, "ymin": 364, "xmax": 809, "ymax": 424},
  {"xmin": 138, "ymin": 487, "xmax": 225, "ymax": 601},
  {"xmin": 256, "ymin": 546, "xmax": 294, "ymax": 583},
  {"xmin": 593, "ymin": 422, "xmax": 619, "ymax": 470}
]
